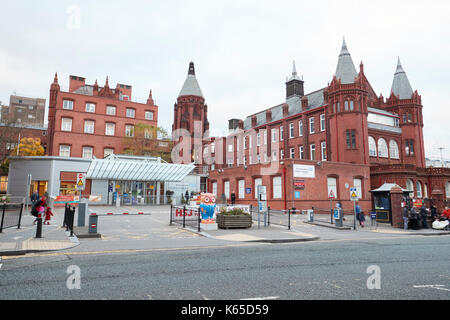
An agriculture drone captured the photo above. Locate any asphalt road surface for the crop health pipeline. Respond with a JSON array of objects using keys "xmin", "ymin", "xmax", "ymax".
[{"xmin": 1, "ymin": 236, "xmax": 449, "ymax": 300}]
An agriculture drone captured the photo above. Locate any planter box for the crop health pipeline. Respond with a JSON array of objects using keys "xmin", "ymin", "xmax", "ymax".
[{"xmin": 216, "ymin": 214, "xmax": 252, "ymax": 229}]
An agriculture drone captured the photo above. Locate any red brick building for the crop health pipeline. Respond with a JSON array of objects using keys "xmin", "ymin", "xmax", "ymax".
[
  {"xmin": 173, "ymin": 40, "xmax": 450, "ymax": 217},
  {"xmin": 47, "ymin": 74, "xmax": 159, "ymax": 159}
]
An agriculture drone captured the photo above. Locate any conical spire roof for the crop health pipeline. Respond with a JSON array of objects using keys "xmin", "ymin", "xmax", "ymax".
[
  {"xmin": 391, "ymin": 57, "xmax": 413, "ymax": 99},
  {"xmin": 288, "ymin": 60, "xmax": 302, "ymax": 81},
  {"xmin": 335, "ymin": 38, "xmax": 358, "ymax": 84},
  {"xmin": 178, "ymin": 62, "xmax": 204, "ymax": 98}
]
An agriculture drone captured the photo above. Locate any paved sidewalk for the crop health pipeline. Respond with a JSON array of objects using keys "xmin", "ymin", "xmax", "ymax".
[{"xmin": 0, "ymin": 208, "xmax": 79, "ymax": 256}]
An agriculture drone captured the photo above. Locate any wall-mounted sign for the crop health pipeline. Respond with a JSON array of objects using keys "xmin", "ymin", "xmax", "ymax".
[
  {"xmin": 294, "ymin": 191, "xmax": 301, "ymax": 199},
  {"xmin": 293, "ymin": 164, "xmax": 315, "ymax": 178},
  {"xmin": 245, "ymin": 188, "xmax": 252, "ymax": 195},
  {"xmin": 294, "ymin": 180, "xmax": 305, "ymax": 189}
]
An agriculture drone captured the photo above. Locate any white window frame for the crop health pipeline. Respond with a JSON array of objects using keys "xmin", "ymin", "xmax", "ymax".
[
  {"xmin": 104, "ymin": 148, "xmax": 114, "ymax": 158},
  {"xmin": 224, "ymin": 181, "xmax": 230, "ymax": 199},
  {"xmin": 254, "ymin": 178, "xmax": 262, "ymax": 199},
  {"xmin": 416, "ymin": 181, "xmax": 423, "ymax": 198},
  {"xmin": 378, "ymin": 138, "xmax": 388, "ymax": 158},
  {"xmin": 59, "ymin": 145, "xmax": 71, "ymax": 157},
  {"xmin": 273, "ymin": 176, "xmax": 282, "ymax": 199},
  {"xmin": 145, "ymin": 111, "xmax": 154, "ymax": 120},
  {"xmin": 85, "ymin": 103, "xmax": 96, "ymax": 113},
  {"xmin": 320, "ymin": 114, "xmax": 326, "ymax": 132},
  {"xmin": 321, "ymin": 141, "xmax": 327, "ymax": 161},
  {"xmin": 309, "ymin": 117, "xmax": 315, "ymax": 134},
  {"xmin": 299, "ymin": 120, "xmax": 303, "ymax": 136},
  {"xmin": 299, "ymin": 146, "xmax": 304, "ymax": 160},
  {"xmin": 353, "ymin": 178, "xmax": 362, "ymax": 199},
  {"xmin": 290, "ymin": 147, "xmax": 295, "ymax": 159},
  {"xmin": 84, "ymin": 120, "xmax": 95, "ymax": 134},
  {"xmin": 368, "ymin": 136, "xmax": 377, "ymax": 157},
  {"xmin": 289, "ymin": 123, "xmax": 294, "ymax": 139},
  {"xmin": 238, "ymin": 180, "xmax": 245, "ymax": 199},
  {"xmin": 125, "ymin": 125, "xmax": 134, "ymax": 137},
  {"xmin": 61, "ymin": 118, "xmax": 72, "ymax": 132},
  {"xmin": 310, "ymin": 144, "xmax": 316, "ymax": 161},
  {"xmin": 82, "ymin": 146, "xmax": 93, "ymax": 159},
  {"xmin": 272, "ymin": 128, "xmax": 278, "ymax": 143},
  {"xmin": 106, "ymin": 105, "xmax": 116, "ymax": 116},
  {"xmin": 389, "ymin": 140, "xmax": 400, "ymax": 159},
  {"xmin": 63, "ymin": 100, "xmax": 73, "ymax": 110},
  {"xmin": 105, "ymin": 123, "xmax": 115, "ymax": 136},
  {"xmin": 280, "ymin": 126, "xmax": 284, "ymax": 141},
  {"xmin": 126, "ymin": 108, "xmax": 135, "ymax": 118},
  {"xmin": 327, "ymin": 177, "xmax": 337, "ymax": 199}
]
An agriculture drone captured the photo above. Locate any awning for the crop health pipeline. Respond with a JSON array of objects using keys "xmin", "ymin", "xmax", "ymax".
[
  {"xmin": 86, "ymin": 156, "xmax": 195, "ymax": 182},
  {"xmin": 370, "ymin": 183, "xmax": 411, "ymax": 193}
]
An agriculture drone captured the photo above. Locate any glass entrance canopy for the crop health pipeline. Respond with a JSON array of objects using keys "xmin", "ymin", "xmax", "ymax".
[{"xmin": 86, "ymin": 154, "xmax": 195, "ymax": 182}]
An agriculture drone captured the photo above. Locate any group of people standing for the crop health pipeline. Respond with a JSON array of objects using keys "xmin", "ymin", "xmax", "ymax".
[
  {"xmin": 30, "ymin": 190, "xmax": 53, "ymax": 225},
  {"xmin": 402, "ymin": 203, "xmax": 443, "ymax": 230}
]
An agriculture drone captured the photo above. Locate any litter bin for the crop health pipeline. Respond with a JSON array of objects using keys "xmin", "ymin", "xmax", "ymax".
[
  {"xmin": 89, "ymin": 214, "xmax": 98, "ymax": 234},
  {"xmin": 307, "ymin": 209, "xmax": 314, "ymax": 222},
  {"xmin": 78, "ymin": 202, "xmax": 88, "ymax": 227}
]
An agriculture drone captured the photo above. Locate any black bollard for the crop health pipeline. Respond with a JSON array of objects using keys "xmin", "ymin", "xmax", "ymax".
[{"xmin": 35, "ymin": 217, "xmax": 43, "ymax": 238}]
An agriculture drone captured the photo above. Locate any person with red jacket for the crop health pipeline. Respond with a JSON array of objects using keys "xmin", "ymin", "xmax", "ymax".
[
  {"xmin": 44, "ymin": 207, "xmax": 54, "ymax": 225},
  {"xmin": 442, "ymin": 207, "xmax": 450, "ymax": 220}
]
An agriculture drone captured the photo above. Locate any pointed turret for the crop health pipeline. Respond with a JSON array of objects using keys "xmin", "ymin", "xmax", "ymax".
[
  {"xmin": 178, "ymin": 62, "xmax": 204, "ymax": 98},
  {"xmin": 286, "ymin": 60, "xmax": 304, "ymax": 99},
  {"xmin": 390, "ymin": 57, "xmax": 413, "ymax": 100},
  {"xmin": 335, "ymin": 37, "xmax": 358, "ymax": 84},
  {"xmin": 51, "ymin": 73, "xmax": 60, "ymax": 91},
  {"xmin": 147, "ymin": 90, "xmax": 154, "ymax": 105}
]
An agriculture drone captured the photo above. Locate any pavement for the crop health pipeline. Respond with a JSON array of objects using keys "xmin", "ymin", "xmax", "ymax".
[{"xmin": 1, "ymin": 205, "xmax": 449, "ymax": 256}]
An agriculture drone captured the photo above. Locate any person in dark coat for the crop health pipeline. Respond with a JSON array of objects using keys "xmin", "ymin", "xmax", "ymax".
[
  {"xmin": 30, "ymin": 190, "xmax": 40, "ymax": 205},
  {"xmin": 231, "ymin": 192, "xmax": 236, "ymax": 205},
  {"xmin": 419, "ymin": 204, "xmax": 428, "ymax": 229},
  {"xmin": 430, "ymin": 204, "xmax": 438, "ymax": 222},
  {"xmin": 403, "ymin": 206, "xmax": 409, "ymax": 230}
]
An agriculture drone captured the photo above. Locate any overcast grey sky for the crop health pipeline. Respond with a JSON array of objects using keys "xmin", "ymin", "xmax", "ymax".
[{"xmin": 0, "ymin": 0, "xmax": 449, "ymax": 160}]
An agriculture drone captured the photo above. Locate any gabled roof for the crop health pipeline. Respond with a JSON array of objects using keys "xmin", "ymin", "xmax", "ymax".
[
  {"xmin": 335, "ymin": 38, "xmax": 358, "ymax": 84},
  {"xmin": 178, "ymin": 62, "xmax": 204, "ymax": 98},
  {"xmin": 391, "ymin": 58, "xmax": 414, "ymax": 100}
]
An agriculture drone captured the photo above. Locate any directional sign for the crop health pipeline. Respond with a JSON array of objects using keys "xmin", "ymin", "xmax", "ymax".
[
  {"xmin": 294, "ymin": 191, "xmax": 301, "ymax": 199},
  {"xmin": 76, "ymin": 173, "xmax": 86, "ymax": 191},
  {"xmin": 350, "ymin": 187, "xmax": 358, "ymax": 201}
]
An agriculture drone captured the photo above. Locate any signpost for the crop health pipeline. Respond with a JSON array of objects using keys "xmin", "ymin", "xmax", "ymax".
[
  {"xmin": 257, "ymin": 185, "xmax": 268, "ymax": 229},
  {"xmin": 328, "ymin": 189, "xmax": 335, "ymax": 223},
  {"xmin": 350, "ymin": 187, "xmax": 359, "ymax": 230},
  {"xmin": 76, "ymin": 173, "xmax": 86, "ymax": 204}
]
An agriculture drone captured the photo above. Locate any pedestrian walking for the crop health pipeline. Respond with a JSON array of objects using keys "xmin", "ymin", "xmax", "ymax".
[
  {"xmin": 44, "ymin": 206, "xmax": 54, "ymax": 225},
  {"xmin": 355, "ymin": 203, "xmax": 365, "ymax": 227},
  {"xmin": 430, "ymin": 204, "xmax": 438, "ymax": 222},
  {"xmin": 403, "ymin": 205, "xmax": 409, "ymax": 230},
  {"xmin": 184, "ymin": 190, "xmax": 189, "ymax": 204}
]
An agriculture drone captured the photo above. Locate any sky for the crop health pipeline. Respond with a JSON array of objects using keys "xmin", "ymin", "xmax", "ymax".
[{"xmin": 0, "ymin": 0, "xmax": 449, "ymax": 160}]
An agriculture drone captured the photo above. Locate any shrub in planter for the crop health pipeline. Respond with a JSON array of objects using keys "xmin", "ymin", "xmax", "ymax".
[{"xmin": 217, "ymin": 207, "xmax": 252, "ymax": 229}]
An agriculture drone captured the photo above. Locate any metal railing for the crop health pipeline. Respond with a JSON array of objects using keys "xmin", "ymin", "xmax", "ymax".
[
  {"xmin": 170, "ymin": 205, "xmax": 201, "ymax": 232},
  {"xmin": 312, "ymin": 207, "xmax": 356, "ymax": 229},
  {"xmin": 120, "ymin": 195, "xmax": 172, "ymax": 206},
  {"xmin": 0, "ymin": 203, "xmax": 24, "ymax": 232}
]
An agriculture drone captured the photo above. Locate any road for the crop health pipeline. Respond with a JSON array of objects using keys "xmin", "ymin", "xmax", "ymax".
[{"xmin": 1, "ymin": 235, "xmax": 449, "ymax": 300}]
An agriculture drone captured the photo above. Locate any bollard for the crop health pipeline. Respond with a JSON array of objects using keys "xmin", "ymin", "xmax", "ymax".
[
  {"xmin": 35, "ymin": 215, "xmax": 43, "ymax": 238},
  {"xmin": 78, "ymin": 202, "xmax": 88, "ymax": 227},
  {"xmin": 89, "ymin": 214, "xmax": 98, "ymax": 234},
  {"xmin": 308, "ymin": 208, "xmax": 314, "ymax": 222}
]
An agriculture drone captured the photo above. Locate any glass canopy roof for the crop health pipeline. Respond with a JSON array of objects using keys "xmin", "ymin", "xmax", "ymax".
[{"xmin": 86, "ymin": 155, "xmax": 195, "ymax": 182}]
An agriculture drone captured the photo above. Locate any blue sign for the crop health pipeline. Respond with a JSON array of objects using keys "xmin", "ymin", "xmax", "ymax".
[
  {"xmin": 333, "ymin": 209, "xmax": 341, "ymax": 220},
  {"xmin": 294, "ymin": 191, "xmax": 301, "ymax": 199},
  {"xmin": 370, "ymin": 212, "xmax": 377, "ymax": 220},
  {"xmin": 245, "ymin": 188, "xmax": 252, "ymax": 195}
]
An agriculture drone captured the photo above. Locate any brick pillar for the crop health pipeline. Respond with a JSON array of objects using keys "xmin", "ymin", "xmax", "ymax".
[
  {"xmin": 431, "ymin": 188, "xmax": 445, "ymax": 214},
  {"xmin": 390, "ymin": 185, "xmax": 404, "ymax": 229}
]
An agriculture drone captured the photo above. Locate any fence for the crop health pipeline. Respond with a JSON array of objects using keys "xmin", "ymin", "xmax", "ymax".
[
  {"xmin": 248, "ymin": 205, "xmax": 296, "ymax": 230},
  {"xmin": 312, "ymin": 207, "xmax": 357, "ymax": 229},
  {"xmin": 63, "ymin": 203, "xmax": 76, "ymax": 236},
  {"xmin": 169, "ymin": 205, "xmax": 201, "ymax": 232},
  {"xmin": 0, "ymin": 203, "xmax": 24, "ymax": 232}
]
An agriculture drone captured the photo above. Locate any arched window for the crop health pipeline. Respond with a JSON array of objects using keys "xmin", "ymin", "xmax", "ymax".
[
  {"xmin": 389, "ymin": 140, "xmax": 399, "ymax": 159},
  {"xmin": 368, "ymin": 136, "xmax": 377, "ymax": 157},
  {"xmin": 378, "ymin": 138, "xmax": 388, "ymax": 158},
  {"xmin": 424, "ymin": 183, "xmax": 428, "ymax": 199},
  {"xmin": 446, "ymin": 181, "xmax": 450, "ymax": 199},
  {"xmin": 406, "ymin": 179, "xmax": 414, "ymax": 198},
  {"xmin": 416, "ymin": 181, "xmax": 423, "ymax": 198}
]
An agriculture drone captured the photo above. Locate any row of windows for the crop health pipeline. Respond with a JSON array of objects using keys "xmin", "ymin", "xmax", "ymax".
[
  {"xmin": 368, "ymin": 137, "xmax": 404, "ymax": 159},
  {"xmin": 211, "ymin": 176, "xmax": 363, "ymax": 200},
  {"xmin": 60, "ymin": 118, "xmax": 156, "ymax": 138},
  {"xmin": 59, "ymin": 145, "xmax": 114, "ymax": 159},
  {"xmin": 224, "ymin": 142, "xmax": 327, "ymax": 168},
  {"xmin": 62, "ymin": 100, "xmax": 154, "ymax": 120},
  {"xmin": 225, "ymin": 115, "xmax": 326, "ymax": 153}
]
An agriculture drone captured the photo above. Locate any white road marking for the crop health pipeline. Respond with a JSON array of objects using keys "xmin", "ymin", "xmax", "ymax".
[
  {"xmin": 413, "ymin": 285, "xmax": 450, "ymax": 292},
  {"xmin": 240, "ymin": 296, "xmax": 279, "ymax": 300}
]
